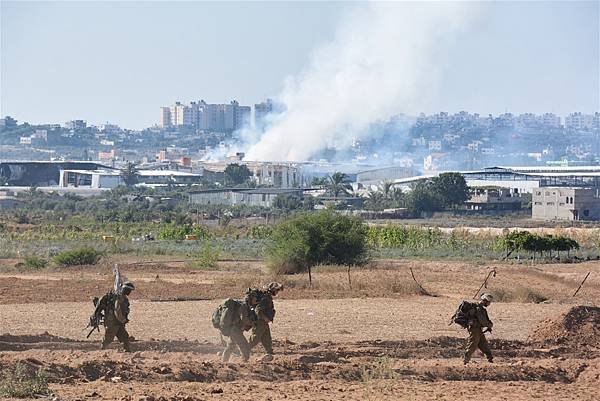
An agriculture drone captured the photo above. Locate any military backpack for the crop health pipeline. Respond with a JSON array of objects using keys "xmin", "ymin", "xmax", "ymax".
[
  {"xmin": 450, "ymin": 300, "xmax": 477, "ymax": 328},
  {"xmin": 211, "ymin": 298, "xmax": 241, "ymax": 336}
]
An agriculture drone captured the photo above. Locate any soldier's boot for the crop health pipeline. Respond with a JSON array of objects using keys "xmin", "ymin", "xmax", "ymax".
[
  {"xmin": 123, "ymin": 341, "xmax": 132, "ymax": 353},
  {"xmin": 260, "ymin": 354, "xmax": 274, "ymax": 362},
  {"xmin": 486, "ymin": 354, "xmax": 493, "ymax": 363}
]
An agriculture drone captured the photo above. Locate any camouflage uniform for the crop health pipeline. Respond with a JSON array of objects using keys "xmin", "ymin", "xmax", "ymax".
[
  {"xmin": 221, "ymin": 301, "xmax": 255, "ymax": 363},
  {"xmin": 463, "ymin": 302, "xmax": 493, "ymax": 364},
  {"xmin": 248, "ymin": 283, "xmax": 282, "ymax": 360},
  {"xmin": 102, "ymin": 293, "xmax": 132, "ymax": 352}
]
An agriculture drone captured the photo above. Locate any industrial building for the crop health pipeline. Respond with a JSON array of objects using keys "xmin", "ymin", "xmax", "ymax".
[
  {"xmin": 0, "ymin": 161, "xmax": 111, "ymax": 186},
  {"xmin": 390, "ymin": 166, "xmax": 600, "ymax": 194},
  {"xmin": 189, "ymin": 188, "xmax": 303, "ymax": 208}
]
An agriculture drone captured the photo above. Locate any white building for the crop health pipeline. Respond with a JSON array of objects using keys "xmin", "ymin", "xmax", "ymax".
[
  {"xmin": 565, "ymin": 112, "xmax": 595, "ymax": 131},
  {"xmin": 59, "ymin": 169, "xmax": 123, "ymax": 189}
]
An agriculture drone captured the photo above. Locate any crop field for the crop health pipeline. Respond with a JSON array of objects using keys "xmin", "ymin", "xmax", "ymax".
[{"xmin": 0, "ymin": 258, "xmax": 598, "ymax": 400}]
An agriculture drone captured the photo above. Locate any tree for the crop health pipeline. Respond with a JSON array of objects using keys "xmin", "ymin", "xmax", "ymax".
[
  {"xmin": 326, "ymin": 172, "xmax": 352, "ymax": 198},
  {"xmin": 272, "ymin": 193, "xmax": 302, "ymax": 211},
  {"xmin": 365, "ymin": 191, "xmax": 385, "ymax": 211},
  {"xmin": 431, "ymin": 172, "xmax": 470, "ymax": 209},
  {"xmin": 224, "ymin": 163, "xmax": 252, "ymax": 186},
  {"xmin": 405, "ymin": 180, "xmax": 444, "ymax": 214},
  {"xmin": 311, "ymin": 177, "xmax": 328, "ymax": 187},
  {"xmin": 121, "ymin": 162, "xmax": 139, "ymax": 187},
  {"xmin": 267, "ymin": 211, "xmax": 369, "ymax": 284}
]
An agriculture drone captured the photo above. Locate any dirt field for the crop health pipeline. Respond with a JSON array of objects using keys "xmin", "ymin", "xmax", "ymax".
[{"xmin": 0, "ymin": 259, "xmax": 598, "ymax": 400}]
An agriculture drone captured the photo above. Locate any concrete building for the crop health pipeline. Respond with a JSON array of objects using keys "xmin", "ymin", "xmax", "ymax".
[
  {"xmin": 137, "ymin": 170, "xmax": 202, "ymax": 185},
  {"xmin": 532, "ymin": 187, "xmax": 600, "ymax": 221},
  {"xmin": 466, "ymin": 187, "xmax": 523, "ymax": 212},
  {"xmin": 0, "ymin": 116, "xmax": 17, "ymax": 130},
  {"xmin": 254, "ymin": 99, "xmax": 274, "ymax": 129},
  {"xmin": 64, "ymin": 120, "xmax": 87, "ymax": 130},
  {"xmin": 565, "ymin": 113, "xmax": 595, "ymax": 131},
  {"xmin": 160, "ymin": 107, "xmax": 172, "ymax": 128},
  {"xmin": 160, "ymin": 100, "xmax": 250, "ymax": 131},
  {"xmin": 189, "ymin": 188, "xmax": 303, "ymax": 207},
  {"xmin": 59, "ymin": 169, "xmax": 123, "ymax": 188}
]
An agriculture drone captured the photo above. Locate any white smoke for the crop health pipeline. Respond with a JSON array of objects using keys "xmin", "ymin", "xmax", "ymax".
[{"xmin": 245, "ymin": 1, "xmax": 482, "ymax": 162}]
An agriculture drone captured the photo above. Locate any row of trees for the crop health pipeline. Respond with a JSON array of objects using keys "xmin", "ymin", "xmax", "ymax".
[{"xmin": 501, "ymin": 231, "xmax": 580, "ymax": 260}]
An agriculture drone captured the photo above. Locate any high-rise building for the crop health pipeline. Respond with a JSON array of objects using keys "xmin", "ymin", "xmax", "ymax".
[
  {"xmin": 160, "ymin": 107, "xmax": 171, "ymax": 128},
  {"xmin": 161, "ymin": 100, "xmax": 250, "ymax": 131},
  {"xmin": 565, "ymin": 112, "xmax": 595, "ymax": 131},
  {"xmin": 254, "ymin": 99, "xmax": 274, "ymax": 129}
]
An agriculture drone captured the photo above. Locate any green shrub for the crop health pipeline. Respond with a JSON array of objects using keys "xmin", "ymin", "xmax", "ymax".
[
  {"xmin": 190, "ymin": 242, "xmax": 220, "ymax": 270},
  {"xmin": 157, "ymin": 224, "xmax": 211, "ymax": 240},
  {"xmin": 23, "ymin": 255, "xmax": 48, "ymax": 269},
  {"xmin": 267, "ymin": 210, "xmax": 369, "ymax": 274},
  {"xmin": 247, "ymin": 224, "xmax": 273, "ymax": 239},
  {"xmin": 53, "ymin": 247, "xmax": 102, "ymax": 267},
  {"xmin": 0, "ymin": 363, "xmax": 49, "ymax": 398}
]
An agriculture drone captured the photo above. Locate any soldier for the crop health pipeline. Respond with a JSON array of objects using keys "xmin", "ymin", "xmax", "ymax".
[
  {"xmin": 463, "ymin": 293, "xmax": 494, "ymax": 365},
  {"xmin": 216, "ymin": 291, "xmax": 259, "ymax": 363},
  {"xmin": 248, "ymin": 282, "xmax": 283, "ymax": 362},
  {"xmin": 101, "ymin": 281, "xmax": 135, "ymax": 352}
]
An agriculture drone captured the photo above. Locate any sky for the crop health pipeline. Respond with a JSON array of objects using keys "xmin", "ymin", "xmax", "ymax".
[{"xmin": 1, "ymin": 1, "xmax": 599, "ymax": 130}]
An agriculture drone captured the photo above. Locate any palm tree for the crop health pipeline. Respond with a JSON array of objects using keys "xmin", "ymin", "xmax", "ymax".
[
  {"xmin": 327, "ymin": 172, "xmax": 352, "ymax": 198},
  {"xmin": 121, "ymin": 162, "xmax": 139, "ymax": 187}
]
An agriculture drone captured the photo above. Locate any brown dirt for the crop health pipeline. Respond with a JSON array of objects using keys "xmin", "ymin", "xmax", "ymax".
[
  {"xmin": 0, "ymin": 260, "xmax": 599, "ymax": 400},
  {"xmin": 529, "ymin": 306, "xmax": 600, "ymax": 347}
]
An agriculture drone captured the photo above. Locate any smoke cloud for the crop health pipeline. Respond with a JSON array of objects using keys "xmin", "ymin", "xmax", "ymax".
[{"xmin": 245, "ymin": 2, "xmax": 482, "ymax": 162}]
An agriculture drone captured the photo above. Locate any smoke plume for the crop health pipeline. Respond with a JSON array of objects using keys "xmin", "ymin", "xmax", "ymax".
[{"xmin": 245, "ymin": 2, "xmax": 481, "ymax": 162}]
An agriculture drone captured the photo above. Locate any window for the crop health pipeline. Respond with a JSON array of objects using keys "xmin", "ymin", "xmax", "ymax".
[
  {"xmin": 547, "ymin": 202, "xmax": 555, "ymax": 206},
  {"xmin": 566, "ymin": 196, "xmax": 569, "ymax": 203},
  {"xmin": 534, "ymin": 202, "xmax": 542, "ymax": 205},
  {"xmin": 570, "ymin": 197, "xmax": 574, "ymax": 204}
]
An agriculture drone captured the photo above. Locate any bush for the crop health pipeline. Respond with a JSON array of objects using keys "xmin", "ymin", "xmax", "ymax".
[
  {"xmin": 267, "ymin": 210, "xmax": 369, "ymax": 274},
  {"xmin": 190, "ymin": 242, "xmax": 219, "ymax": 270},
  {"xmin": 53, "ymin": 247, "xmax": 102, "ymax": 267},
  {"xmin": 0, "ymin": 363, "xmax": 49, "ymax": 398},
  {"xmin": 23, "ymin": 255, "xmax": 48, "ymax": 269},
  {"xmin": 157, "ymin": 224, "xmax": 211, "ymax": 240}
]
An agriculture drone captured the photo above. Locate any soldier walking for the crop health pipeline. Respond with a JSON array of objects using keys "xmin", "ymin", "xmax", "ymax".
[
  {"xmin": 101, "ymin": 281, "xmax": 135, "ymax": 352},
  {"xmin": 248, "ymin": 282, "xmax": 283, "ymax": 362},
  {"xmin": 463, "ymin": 293, "xmax": 494, "ymax": 365},
  {"xmin": 213, "ymin": 291, "xmax": 259, "ymax": 363}
]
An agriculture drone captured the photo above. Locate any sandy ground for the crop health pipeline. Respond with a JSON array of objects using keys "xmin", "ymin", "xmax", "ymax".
[{"xmin": 0, "ymin": 260, "xmax": 598, "ymax": 401}]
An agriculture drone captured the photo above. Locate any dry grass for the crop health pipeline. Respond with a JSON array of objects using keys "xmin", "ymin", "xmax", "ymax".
[
  {"xmin": 493, "ymin": 286, "xmax": 548, "ymax": 303},
  {"xmin": 212, "ymin": 268, "xmax": 426, "ymax": 298}
]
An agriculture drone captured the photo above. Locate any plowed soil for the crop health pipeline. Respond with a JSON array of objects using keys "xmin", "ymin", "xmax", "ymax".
[{"xmin": 0, "ymin": 259, "xmax": 599, "ymax": 400}]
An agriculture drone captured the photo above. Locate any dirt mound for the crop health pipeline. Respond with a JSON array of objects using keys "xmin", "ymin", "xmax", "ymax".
[{"xmin": 529, "ymin": 306, "xmax": 600, "ymax": 347}]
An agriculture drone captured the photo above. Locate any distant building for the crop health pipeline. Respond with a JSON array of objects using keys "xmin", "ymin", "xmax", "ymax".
[
  {"xmin": 159, "ymin": 107, "xmax": 172, "ymax": 128},
  {"xmin": 565, "ymin": 112, "xmax": 595, "ymax": 131},
  {"xmin": 64, "ymin": 120, "xmax": 87, "ymax": 130},
  {"xmin": 98, "ymin": 150, "xmax": 118, "ymax": 162},
  {"xmin": 466, "ymin": 187, "xmax": 522, "ymax": 212},
  {"xmin": 254, "ymin": 99, "xmax": 274, "ymax": 129},
  {"xmin": 160, "ymin": 100, "xmax": 250, "ymax": 131},
  {"xmin": 59, "ymin": 169, "xmax": 123, "ymax": 189},
  {"xmin": 189, "ymin": 188, "xmax": 302, "ymax": 207},
  {"xmin": 0, "ymin": 116, "xmax": 18, "ymax": 130},
  {"xmin": 532, "ymin": 187, "xmax": 600, "ymax": 221}
]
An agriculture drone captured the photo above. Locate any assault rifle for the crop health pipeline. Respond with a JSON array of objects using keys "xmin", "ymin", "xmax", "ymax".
[{"xmin": 85, "ymin": 296, "xmax": 103, "ymax": 338}]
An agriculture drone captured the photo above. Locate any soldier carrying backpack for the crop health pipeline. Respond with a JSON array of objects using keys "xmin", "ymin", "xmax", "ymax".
[
  {"xmin": 212, "ymin": 290, "xmax": 259, "ymax": 362},
  {"xmin": 451, "ymin": 293, "xmax": 494, "ymax": 365}
]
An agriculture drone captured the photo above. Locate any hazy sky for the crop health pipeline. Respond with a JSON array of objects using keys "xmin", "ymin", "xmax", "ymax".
[{"xmin": 1, "ymin": 1, "xmax": 599, "ymax": 129}]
